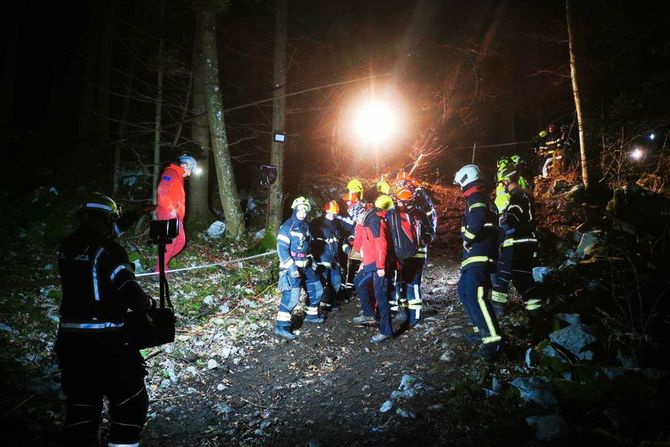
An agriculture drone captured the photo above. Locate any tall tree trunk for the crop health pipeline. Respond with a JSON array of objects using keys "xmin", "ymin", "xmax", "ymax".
[
  {"xmin": 95, "ymin": 2, "xmax": 116, "ymax": 157},
  {"xmin": 187, "ymin": 15, "xmax": 212, "ymax": 227},
  {"xmin": 566, "ymin": 0, "xmax": 590, "ymax": 190},
  {"xmin": 265, "ymin": 0, "xmax": 288, "ymax": 245},
  {"xmin": 77, "ymin": 4, "xmax": 99, "ymax": 155},
  {"xmin": 112, "ymin": 37, "xmax": 138, "ymax": 195},
  {"xmin": 152, "ymin": 1, "xmax": 165, "ymax": 205},
  {"xmin": 199, "ymin": 8, "xmax": 245, "ymax": 239}
]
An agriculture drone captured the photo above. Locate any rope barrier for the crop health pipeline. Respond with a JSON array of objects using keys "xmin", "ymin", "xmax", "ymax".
[
  {"xmin": 135, "ymin": 250, "xmax": 277, "ymax": 278},
  {"xmin": 0, "ymin": 250, "xmax": 277, "ymax": 290}
]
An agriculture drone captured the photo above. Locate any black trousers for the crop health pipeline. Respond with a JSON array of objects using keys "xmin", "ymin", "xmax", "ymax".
[{"xmin": 57, "ymin": 339, "xmax": 148, "ymax": 446}]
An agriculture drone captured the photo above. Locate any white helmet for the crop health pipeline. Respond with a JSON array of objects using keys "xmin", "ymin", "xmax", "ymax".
[
  {"xmin": 291, "ymin": 196, "xmax": 311, "ymax": 212},
  {"xmin": 453, "ymin": 164, "xmax": 482, "ymax": 188}
]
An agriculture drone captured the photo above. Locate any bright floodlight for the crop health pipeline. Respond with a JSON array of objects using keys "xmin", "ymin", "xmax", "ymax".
[
  {"xmin": 194, "ymin": 166, "xmax": 204, "ymax": 176},
  {"xmin": 355, "ymin": 100, "xmax": 396, "ymax": 144},
  {"xmin": 630, "ymin": 147, "xmax": 644, "ymax": 161}
]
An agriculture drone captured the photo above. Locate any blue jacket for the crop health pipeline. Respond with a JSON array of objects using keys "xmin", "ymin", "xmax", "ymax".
[
  {"xmin": 310, "ymin": 216, "xmax": 343, "ymax": 266},
  {"xmin": 460, "ymin": 186, "xmax": 498, "ymax": 270},
  {"xmin": 277, "ymin": 211, "xmax": 313, "ymax": 272}
]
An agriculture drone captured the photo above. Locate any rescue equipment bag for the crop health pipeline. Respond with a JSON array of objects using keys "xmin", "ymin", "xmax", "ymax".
[{"xmin": 387, "ymin": 208, "xmax": 419, "ymax": 261}]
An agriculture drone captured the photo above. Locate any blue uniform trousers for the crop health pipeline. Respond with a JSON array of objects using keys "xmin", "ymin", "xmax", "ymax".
[
  {"xmin": 354, "ymin": 268, "xmax": 393, "ymax": 336},
  {"xmin": 457, "ymin": 265, "xmax": 502, "ymax": 345},
  {"xmin": 492, "ymin": 241, "xmax": 540, "ymax": 312},
  {"xmin": 318, "ymin": 264, "xmax": 343, "ymax": 301},
  {"xmin": 276, "ymin": 267, "xmax": 323, "ymax": 330}
]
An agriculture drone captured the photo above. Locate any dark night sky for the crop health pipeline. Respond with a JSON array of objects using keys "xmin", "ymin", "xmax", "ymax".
[{"xmin": 2, "ymin": 0, "xmax": 669, "ymax": 191}]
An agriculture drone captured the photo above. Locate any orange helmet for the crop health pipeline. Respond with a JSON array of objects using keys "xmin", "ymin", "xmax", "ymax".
[
  {"xmin": 342, "ymin": 192, "xmax": 359, "ymax": 204},
  {"xmin": 323, "ymin": 200, "xmax": 340, "ymax": 215},
  {"xmin": 395, "ymin": 187, "xmax": 414, "ymax": 202}
]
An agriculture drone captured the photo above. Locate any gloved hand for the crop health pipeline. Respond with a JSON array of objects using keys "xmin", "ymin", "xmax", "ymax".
[
  {"xmin": 463, "ymin": 240, "xmax": 472, "ymax": 252},
  {"xmin": 376, "ymin": 268, "xmax": 385, "ymax": 278}
]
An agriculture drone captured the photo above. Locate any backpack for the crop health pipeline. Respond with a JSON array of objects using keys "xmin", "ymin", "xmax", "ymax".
[{"xmin": 386, "ymin": 208, "xmax": 419, "ymax": 261}]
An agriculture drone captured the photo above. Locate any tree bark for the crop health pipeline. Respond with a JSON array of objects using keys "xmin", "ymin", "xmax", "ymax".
[
  {"xmin": 265, "ymin": 0, "xmax": 288, "ymax": 246},
  {"xmin": 94, "ymin": 1, "xmax": 115, "ymax": 156},
  {"xmin": 151, "ymin": 0, "xmax": 165, "ymax": 205},
  {"xmin": 566, "ymin": 0, "xmax": 591, "ymax": 190},
  {"xmin": 112, "ymin": 36, "xmax": 138, "ymax": 195},
  {"xmin": 199, "ymin": 8, "xmax": 245, "ymax": 239},
  {"xmin": 187, "ymin": 14, "xmax": 212, "ymax": 227}
]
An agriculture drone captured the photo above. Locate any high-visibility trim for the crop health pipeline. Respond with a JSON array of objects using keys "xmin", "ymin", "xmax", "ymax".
[
  {"xmin": 477, "ymin": 286, "xmax": 499, "ymax": 341},
  {"xmin": 92, "ymin": 247, "xmax": 105, "ymax": 301},
  {"xmin": 280, "ymin": 258, "xmax": 295, "ymax": 269},
  {"xmin": 525, "ymin": 299, "xmax": 542, "ymax": 311},
  {"xmin": 294, "ymin": 260, "xmax": 308, "ymax": 267},
  {"xmin": 60, "ymin": 321, "xmax": 124, "ymax": 330},
  {"xmin": 482, "ymin": 335, "xmax": 502, "ymax": 344},
  {"xmin": 276, "ymin": 311, "xmax": 292, "ymax": 322},
  {"xmin": 473, "ymin": 326, "xmax": 479, "ymax": 333},
  {"xmin": 468, "ymin": 202, "xmax": 486, "ymax": 211},
  {"xmin": 108, "ymin": 443, "xmax": 140, "ymax": 447},
  {"xmin": 277, "ymin": 234, "xmax": 290, "ymax": 244},
  {"xmin": 483, "ymin": 222, "xmax": 494, "ymax": 228},
  {"xmin": 408, "ymin": 298, "xmax": 422, "ymax": 310},
  {"xmin": 461, "ymin": 256, "xmax": 489, "ymax": 268},
  {"xmin": 289, "ymin": 231, "xmax": 304, "ymax": 238},
  {"xmin": 460, "ymin": 226, "xmax": 465, "ymax": 233},
  {"xmin": 319, "ymin": 261, "xmax": 332, "ymax": 268},
  {"xmin": 491, "ymin": 290, "xmax": 508, "ymax": 303},
  {"xmin": 413, "ymin": 284, "xmax": 421, "ymax": 301},
  {"xmin": 110, "ymin": 264, "xmax": 131, "ymax": 282},
  {"xmin": 306, "ymin": 306, "xmax": 319, "ymax": 316},
  {"xmin": 503, "ymin": 237, "xmax": 538, "ymax": 247},
  {"xmin": 463, "ymin": 229, "xmax": 476, "ymax": 240},
  {"xmin": 85, "ymin": 203, "xmax": 114, "ymax": 212}
]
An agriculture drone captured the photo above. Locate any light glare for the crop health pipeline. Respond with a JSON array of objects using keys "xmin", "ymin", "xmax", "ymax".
[
  {"xmin": 630, "ymin": 147, "xmax": 644, "ymax": 161},
  {"xmin": 355, "ymin": 101, "xmax": 395, "ymax": 144}
]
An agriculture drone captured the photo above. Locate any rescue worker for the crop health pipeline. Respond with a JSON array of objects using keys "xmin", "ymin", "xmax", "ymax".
[
  {"xmin": 275, "ymin": 196, "xmax": 325, "ymax": 340},
  {"xmin": 535, "ymin": 124, "xmax": 566, "ymax": 178},
  {"xmin": 155, "ymin": 154, "xmax": 197, "ymax": 272},
  {"xmin": 453, "ymin": 165, "xmax": 502, "ymax": 359},
  {"xmin": 311, "ymin": 200, "xmax": 346, "ymax": 309},
  {"xmin": 338, "ymin": 192, "xmax": 360, "ymax": 289},
  {"xmin": 495, "ymin": 155, "xmax": 531, "ymax": 214},
  {"xmin": 55, "ymin": 193, "xmax": 157, "ymax": 446},
  {"xmin": 491, "ymin": 167, "xmax": 541, "ymax": 319},
  {"xmin": 392, "ymin": 186, "xmax": 435, "ymax": 327},
  {"xmin": 350, "ymin": 200, "xmax": 394, "ymax": 344},
  {"xmin": 346, "ymin": 178, "xmax": 365, "ymax": 201}
]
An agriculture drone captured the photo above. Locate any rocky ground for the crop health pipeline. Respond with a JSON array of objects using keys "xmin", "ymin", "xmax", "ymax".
[{"xmin": 2, "ymin": 179, "xmax": 669, "ymax": 446}]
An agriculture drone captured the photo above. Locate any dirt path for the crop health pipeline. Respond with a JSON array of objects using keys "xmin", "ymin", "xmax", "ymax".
[{"xmin": 141, "ymin": 254, "xmax": 482, "ymax": 446}]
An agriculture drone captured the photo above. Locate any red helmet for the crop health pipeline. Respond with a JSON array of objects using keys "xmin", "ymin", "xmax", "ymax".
[
  {"xmin": 342, "ymin": 192, "xmax": 359, "ymax": 204},
  {"xmin": 323, "ymin": 200, "xmax": 340, "ymax": 215},
  {"xmin": 548, "ymin": 123, "xmax": 556, "ymax": 133}
]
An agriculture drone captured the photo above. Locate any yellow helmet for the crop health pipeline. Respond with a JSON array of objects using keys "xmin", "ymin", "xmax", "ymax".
[
  {"xmin": 347, "ymin": 178, "xmax": 364, "ymax": 194},
  {"xmin": 374, "ymin": 194, "xmax": 394, "ymax": 211},
  {"xmin": 376, "ymin": 180, "xmax": 391, "ymax": 195}
]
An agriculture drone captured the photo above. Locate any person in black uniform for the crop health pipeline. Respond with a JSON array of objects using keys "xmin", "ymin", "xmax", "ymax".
[{"xmin": 55, "ymin": 193, "xmax": 156, "ymax": 446}]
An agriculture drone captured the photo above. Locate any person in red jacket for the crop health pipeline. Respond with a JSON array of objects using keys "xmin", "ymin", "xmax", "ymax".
[
  {"xmin": 350, "ymin": 202, "xmax": 393, "ymax": 344},
  {"xmin": 155, "ymin": 154, "xmax": 197, "ymax": 272}
]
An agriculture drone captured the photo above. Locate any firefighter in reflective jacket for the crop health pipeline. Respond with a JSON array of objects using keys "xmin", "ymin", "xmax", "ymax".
[
  {"xmin": 390, "ymin": 187, "xmax": 435, "ymax": 327},
  {"xmin": 494, "ymin": 156, "xmax": 530, "ymax": 214},
  {"xmin": 453, "ymin": 165, "xmax": 502, "ymax": 360},
  {"xmin": 350, "ymin": 201, "xmax": 394, "ymax": 344},
  {"xmin": 491, "ymin": 169, "xmax": 540, "ymax": 317},
  {"xmin": 311, "ymin": 200, "xmax": 346, "ymax": 308},
  {"xmin": 55, "ymin": 193, "xmax": 157, "ymax": 446},
  {"xmin": 275, "ymin": 197, "xmax": 325, "ymax": 340}
]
